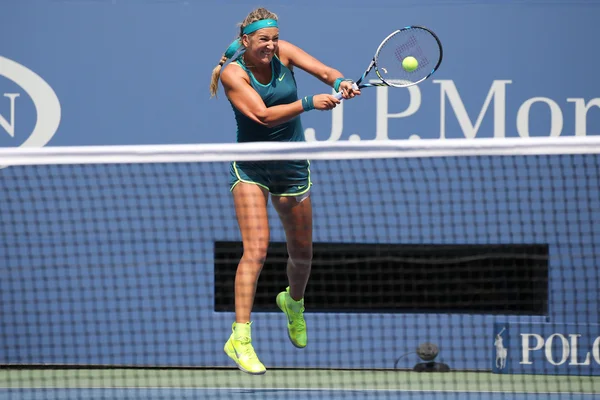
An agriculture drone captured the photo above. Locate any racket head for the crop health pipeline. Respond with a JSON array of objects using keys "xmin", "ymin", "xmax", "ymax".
[{"xmin": 373, "ymin": 26, "xmax": 443, "ymax": 88}]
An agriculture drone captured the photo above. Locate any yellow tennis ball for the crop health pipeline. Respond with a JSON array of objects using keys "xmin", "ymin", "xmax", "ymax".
[{"xmin": 402, "ymin": 56, "xmax": 418, "ymax": 72}]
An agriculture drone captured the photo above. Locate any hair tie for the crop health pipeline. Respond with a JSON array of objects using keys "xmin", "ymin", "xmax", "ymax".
[{"xmin": 224, "ymin": 39, "xmax": 242, "ymax": 59}]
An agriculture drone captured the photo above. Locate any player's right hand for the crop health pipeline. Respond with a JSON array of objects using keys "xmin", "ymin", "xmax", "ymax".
[{"xmin": 312, "ymin": 94, "xmax": 341, "ymax": 111}]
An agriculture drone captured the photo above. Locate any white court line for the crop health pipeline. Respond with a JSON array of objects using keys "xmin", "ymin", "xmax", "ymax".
[{"xmin": 0, "ymin": 387, "xmax": 597, "ymax": 395}]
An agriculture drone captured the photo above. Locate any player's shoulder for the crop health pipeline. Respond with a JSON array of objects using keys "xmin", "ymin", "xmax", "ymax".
[
  {"xmin": 278, "ymin": 39, "xmax": 300, "ymax": 56},
  {"xmin": 220, "ymin": 61, "xmax": 248, "ymax": 87}
]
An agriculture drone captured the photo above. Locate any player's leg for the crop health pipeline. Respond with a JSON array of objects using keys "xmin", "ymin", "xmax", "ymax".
[
  {"xmin": 232, "ymin": 182, "xmax": 270, "ymax": 324},
  {"xmin": 271, "ymin": 194, "xmax": 313, "ymax": 300},
  {"xmin": 270, "ymin": 160, "xmax": 313, "ymax": 300},
  {"xmin": 271, "ymin": 189, "xmax": 313, "ymax": 349},
  {"xmin": 224, "ymin": 164, "xmax": 270, "ymax": 374}
]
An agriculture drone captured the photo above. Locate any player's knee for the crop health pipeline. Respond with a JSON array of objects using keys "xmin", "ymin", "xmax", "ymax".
[{"xmin": 242, "ymin": 244, "xmax": 269, "ymax": 265}]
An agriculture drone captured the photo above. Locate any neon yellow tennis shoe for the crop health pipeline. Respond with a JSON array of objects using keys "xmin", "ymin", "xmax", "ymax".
[
  {"xmin": 224, "ymin": 322, "xmax": 266, "ymax": 375},
  {"xmin": 276, "ymin": 287, "xmax": 307, "ymax": 348}
]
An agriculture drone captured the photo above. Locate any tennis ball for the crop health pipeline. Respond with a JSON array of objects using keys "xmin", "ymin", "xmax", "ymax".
[{"xmin": 402, "ymin": 56, "xmax": 419, "ymax": 72}]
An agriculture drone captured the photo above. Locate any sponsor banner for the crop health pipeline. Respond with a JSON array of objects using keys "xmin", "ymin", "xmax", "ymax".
[
  {"xmin": 493, "ymin": 322, "xmax": 600, "ymax": 376},
  {"xmin": 1, "ymin": 1, "xmax": 600, "ymax": 146},
  {"xmin": 0, "ymin": 56, "xmax": 61, "ymax": 148}
]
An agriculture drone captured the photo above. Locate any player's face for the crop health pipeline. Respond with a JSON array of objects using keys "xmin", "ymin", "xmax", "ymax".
[{"xmin": 244, "ymin": 28, "xmax": 279, "ymax": 65}]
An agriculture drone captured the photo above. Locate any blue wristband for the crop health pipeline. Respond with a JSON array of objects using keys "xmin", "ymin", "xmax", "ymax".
[
  {"xmin": 333, "ymin": 78, "xmax": 344, "ymax": 92},
  {"xmin": 301, "ymin": 96, "xmax": 314, "ymax": 111},
  {"xmin": 333, "ymin": 77, "xmax": 353, "ymax": 92}
]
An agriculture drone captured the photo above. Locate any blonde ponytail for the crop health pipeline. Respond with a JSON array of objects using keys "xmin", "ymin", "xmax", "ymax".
[{"xmin": 210, "ymin": 54, "xmax": 229, "ymax": 98}]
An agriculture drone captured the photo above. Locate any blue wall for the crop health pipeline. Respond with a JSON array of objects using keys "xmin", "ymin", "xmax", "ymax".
[{"xmin": 1, "ymin": 0, "xmax": 600, "ymax": 373}]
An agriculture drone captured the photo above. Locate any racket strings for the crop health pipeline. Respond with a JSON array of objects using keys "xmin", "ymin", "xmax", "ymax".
[{"xmin": 375, "ymin": 28, "xmax": 441, "ymax": 87}]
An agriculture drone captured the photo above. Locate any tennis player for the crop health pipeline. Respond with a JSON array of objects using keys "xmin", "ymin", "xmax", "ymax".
[{"xmin": 210, "ymin": 7, "xmax": 359, "ymax": 374}]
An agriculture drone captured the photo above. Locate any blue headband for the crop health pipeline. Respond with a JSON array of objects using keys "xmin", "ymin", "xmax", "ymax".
[
  {"xmin": 242, "ymin": 19, "xmax": 278, "ymax": 35},
  {"xmin": 223, "ymin": 19, "xmax": 278, "ymax": 59}
]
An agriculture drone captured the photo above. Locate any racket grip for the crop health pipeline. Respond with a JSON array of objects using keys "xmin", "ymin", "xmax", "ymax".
[{"xmin": 334, "ymin": 83, "xmax": 359, "ymax": 100}]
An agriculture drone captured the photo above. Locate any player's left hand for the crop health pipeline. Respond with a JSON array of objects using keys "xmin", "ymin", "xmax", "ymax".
[{"xmin": 339, "ymin": 81, "xmax": 361, "ymax": 99}]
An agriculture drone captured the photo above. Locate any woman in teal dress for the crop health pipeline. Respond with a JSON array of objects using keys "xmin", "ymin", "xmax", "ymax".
[{"xmin": 210, "ymin": 7, "xmax": 359, "ymax": 375}]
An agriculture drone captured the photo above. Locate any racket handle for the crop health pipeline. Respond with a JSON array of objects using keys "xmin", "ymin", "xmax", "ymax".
[{"xmin": 333, "ymin": 83, "xmax": 359, "ymax": 100}]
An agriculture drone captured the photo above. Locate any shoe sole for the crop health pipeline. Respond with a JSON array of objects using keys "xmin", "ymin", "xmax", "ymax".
[
  {"xmin": 276, "ymin": 293, "xmax": 307, "ymax": 349},
  {"xmin": 224, "ymin": 341, "xmax": 266, "ymax": 375}
]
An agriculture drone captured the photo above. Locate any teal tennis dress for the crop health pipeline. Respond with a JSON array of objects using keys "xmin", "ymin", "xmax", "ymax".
[{"xmin": 228, "ymin": 55, "xmax": 311, "ymax": 196}]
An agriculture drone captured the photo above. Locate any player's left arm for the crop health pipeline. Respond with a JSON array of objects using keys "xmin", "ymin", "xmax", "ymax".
[{"xmin": 278, "ymin": 40, "xmax": 359, "ymax": 99}]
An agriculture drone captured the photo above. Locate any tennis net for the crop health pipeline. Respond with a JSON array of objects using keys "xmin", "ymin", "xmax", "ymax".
[{"xmin": 1, "ymin": 137, "xmax": 599, "ymax": 398}]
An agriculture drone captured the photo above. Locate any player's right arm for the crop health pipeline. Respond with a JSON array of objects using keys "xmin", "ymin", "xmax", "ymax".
[{"xmin": 221, "ymin": 64, "xmax": 339, "ymax": 128}]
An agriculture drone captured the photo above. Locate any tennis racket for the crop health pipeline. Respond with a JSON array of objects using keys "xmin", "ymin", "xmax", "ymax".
[{"xmin": 334, "ymin": 26, "xmax": 443, "ymax": 99}]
